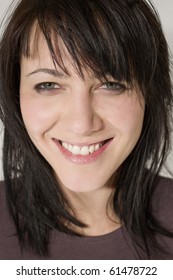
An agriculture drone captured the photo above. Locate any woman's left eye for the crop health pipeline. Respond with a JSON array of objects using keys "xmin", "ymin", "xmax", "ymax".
[
  {"xmin": 34, "ymin": 82, "xmax": 60, "ymax": 93},
  {"xmin": 100, "ymin": 82, "xmax": 127, "ymax": 93}
]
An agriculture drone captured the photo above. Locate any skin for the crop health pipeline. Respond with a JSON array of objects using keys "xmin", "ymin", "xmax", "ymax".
[{"xmin": 20, "ymin": 30, "xmax": 145, "ymax": 235}]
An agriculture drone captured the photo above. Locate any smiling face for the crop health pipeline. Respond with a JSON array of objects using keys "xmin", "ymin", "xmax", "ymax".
[{"xmin": 20, "ymin": 31, "xmax": 145, "ymax": 193}]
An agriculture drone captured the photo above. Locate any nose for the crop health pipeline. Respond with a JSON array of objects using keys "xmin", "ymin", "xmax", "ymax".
[{"xmin": 63, "ymin": 89, "xmax": 103, "ymax": 136}]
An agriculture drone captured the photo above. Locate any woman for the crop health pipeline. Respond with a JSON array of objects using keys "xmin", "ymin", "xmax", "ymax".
[{"xmin": 0, "ymin": 0, "xmax": 173, "ymax": 259}]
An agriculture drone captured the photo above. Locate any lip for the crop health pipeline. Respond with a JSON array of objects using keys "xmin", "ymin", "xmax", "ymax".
[{"xmin": 52, "ymin": 138, "xmax": 113, "ymax": 164}]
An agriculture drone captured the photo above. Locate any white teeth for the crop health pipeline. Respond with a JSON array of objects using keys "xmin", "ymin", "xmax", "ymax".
[
  {"xmin": 61, "ymin": 141, "xmax": 104, "ymax": 155},
  {"xmin": 72, "ymin": 145, "xmax": 81, "ymax": 155},
  {"xmin": 68, "ymin": 144, "xmax": 73, "ymax": 152},
  {"xmin": 62, "ymin": 142, "xmax": 68, "ymax": 149},
  {"xmin": 81, "ymin": 146, "xmax": 89, "ymax": 156},
  {"xmin": 89, "ymin": 145, "xmax": 95, "ymax": 154},
  {"xmin": 95, "ymin": 143, "xmax": 100, "ymax": 151}
]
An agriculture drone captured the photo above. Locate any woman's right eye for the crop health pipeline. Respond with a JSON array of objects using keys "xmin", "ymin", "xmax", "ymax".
[{"xmin": 34, "ymin": 82, "xmax": 60, "ymax": 93}]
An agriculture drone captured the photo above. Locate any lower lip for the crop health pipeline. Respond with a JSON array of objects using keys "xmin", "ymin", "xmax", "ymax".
[{"xmin": 53, "ymin": 139, "xmax": 113, "ymax": 164}]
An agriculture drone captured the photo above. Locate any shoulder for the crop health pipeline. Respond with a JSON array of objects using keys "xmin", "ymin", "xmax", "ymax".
[
  {"xmin": 151, "ymin": 175, "xmax": 173, "ymax": 230},
  {"xmin": 152, "ymin": 175, "xmax": 173, "ymax": 200},
  {"xmin": 0, "ymin": 180, "xmax": 16, "ymax": 234},
  {"xmin": 0, "ymin": 180, "xmax": 6, "ymax": 212},
  {"xmin": 150, "ymin": 175, "xmax": 173, "ymax": 259},
  {"xmin": 0, "ymin": 181, "xmax": 23, "ymax": 259},
  {"xmin": 0, "ymin": 180, "xmax": 11, "ymax": 227},
  {"xmin": 152, "ymin": 175, "xmax": 173, "ymax": 203},
  {"xmin": 0, "ymin": 180, "xmax": 5, "ymax": 190}
]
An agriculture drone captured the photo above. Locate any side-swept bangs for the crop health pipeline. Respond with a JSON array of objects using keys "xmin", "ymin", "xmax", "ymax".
[
  {"xmin": 0, "ymin": 0, "xmax": 172, "ymax": 257},
  {"xmin": 0, "ymin": 0, "xmax": 172, "ymax": 189},
  {"xmin": 2, "ymin": 0, "xmax": 167, "ymax": 91}
]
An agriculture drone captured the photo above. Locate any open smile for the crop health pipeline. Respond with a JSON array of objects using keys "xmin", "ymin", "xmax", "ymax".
[{"xmin": 52, "ymin": 138, "xmax": 113, "ymax": 164}]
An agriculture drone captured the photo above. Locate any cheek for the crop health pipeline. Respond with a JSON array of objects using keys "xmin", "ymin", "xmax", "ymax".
[
  {"xmin": 20, "ymin": 95, "xmax": 57, "ymax": 137},
  {"xmin": 106, "ymin": 96, "xmax": 145, "ymax": 134}
]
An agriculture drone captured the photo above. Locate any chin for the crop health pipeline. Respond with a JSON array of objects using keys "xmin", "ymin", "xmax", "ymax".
[{"xmin": 56, "ymin": 174, "xmax": 109, "ymax": 193}]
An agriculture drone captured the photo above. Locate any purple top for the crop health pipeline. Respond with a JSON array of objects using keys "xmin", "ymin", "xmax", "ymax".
[{"xmin": 0, "ymin": 176, "xmax": 173, "ymax": 259}]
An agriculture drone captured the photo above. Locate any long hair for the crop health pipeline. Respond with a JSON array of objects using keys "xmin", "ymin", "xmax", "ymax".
[{"xmin": 0, "ymin": 0, "xmax": 172, "ymax": 257}]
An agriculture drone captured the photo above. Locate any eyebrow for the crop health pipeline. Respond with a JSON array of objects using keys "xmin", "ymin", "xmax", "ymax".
[{"xmin": 26, "ymin": 68, "xmax": 69, "ymax": 78}]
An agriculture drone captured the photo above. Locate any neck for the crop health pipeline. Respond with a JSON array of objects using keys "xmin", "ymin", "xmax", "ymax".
[{"xmin": 61, "ymin": 184, "xmax": 121, "ymax": 236}]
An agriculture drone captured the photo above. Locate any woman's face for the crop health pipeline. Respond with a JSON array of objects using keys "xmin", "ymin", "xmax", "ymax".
[{"xmin": 20, "ymin": 32, "xmax": 145, "ymax": 193}]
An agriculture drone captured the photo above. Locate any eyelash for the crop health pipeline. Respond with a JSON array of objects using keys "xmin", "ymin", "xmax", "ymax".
[
  {"xmin": 100, "ymin": 81, "xmax": 127, "ymax": 93},
  {"xmin": 33, "ymin": 81, "xmax": 128, "ymax": 94},
  {"xmin": 34, "ymin": 82, "xmax": 60, "ymax": 93}
]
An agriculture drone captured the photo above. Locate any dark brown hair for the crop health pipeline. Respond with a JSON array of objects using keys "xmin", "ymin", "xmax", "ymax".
[{"xmin": 0, "ymin": 0, "xmax": 172, "ymax": 257}]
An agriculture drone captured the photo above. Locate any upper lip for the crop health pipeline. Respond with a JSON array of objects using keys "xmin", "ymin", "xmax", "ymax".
[{"xmin": 52, "ymin": 138, "xmax": 113, "ymax": 146}]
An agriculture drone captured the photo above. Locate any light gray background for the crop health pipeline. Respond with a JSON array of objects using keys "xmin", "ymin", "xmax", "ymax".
[{"xmin": 0, "ymin": 0, "xmax": 172, "ymax": 179}]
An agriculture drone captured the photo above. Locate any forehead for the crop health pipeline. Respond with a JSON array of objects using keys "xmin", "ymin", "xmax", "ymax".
[
  {"xmin": 21, "ymin": 24, "xmax": 75, "ymax": 73},
  {"xmin": 20, "ymin": 26, "xmax": 96, "ymax": 82},
  {"xmin": 21, "ymin": 22, "xmax": 113, "ymax": 82},
  {"xmin": 27, "ymin": 24, "xmax": 68, "ymax": 60},
  {"xmin": 20, "ymin": 19, "xmax": 138, "ymax": 85}
]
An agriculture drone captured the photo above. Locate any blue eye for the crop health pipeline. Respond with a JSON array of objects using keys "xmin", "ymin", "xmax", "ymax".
[
  {"xmin": 101, "ymin": 81, "xmax": 127, "ymax": 93},
  {"xmin": 34, "ymin": 82, "xmax": 60, "ymax": 92}
]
